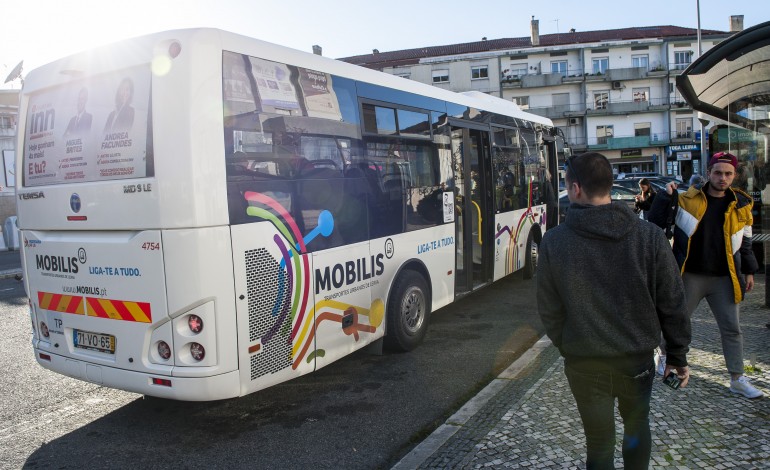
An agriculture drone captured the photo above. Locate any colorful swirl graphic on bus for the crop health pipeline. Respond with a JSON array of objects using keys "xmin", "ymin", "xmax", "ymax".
[
  {"xmin": 496, "ymin": 209, "xmax": 536, "ymax": 274},
  {"xmin": 243, "ymin": 191, "xmax": 382, "ymax": 371},
  {"xmin": 494, "ymin": 181, "xmax": 547, "ymax": 274}
]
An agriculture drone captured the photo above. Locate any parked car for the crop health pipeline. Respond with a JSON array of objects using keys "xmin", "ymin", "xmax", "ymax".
[
  {"xmin": 558, "ymin": 184, "xmax": 638, "ymax": 223},
  {"xmin": 613, "ymin": 176, "xmax": 689, "ymax": 194}
]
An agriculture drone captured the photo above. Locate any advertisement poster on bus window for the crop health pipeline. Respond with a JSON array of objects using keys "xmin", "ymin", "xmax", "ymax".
[
  {"xmin": 223, "ymin": 51, "xmax": 258, "ymax": 114},
  {"xmin": 23, "ymin": 66, "xmax": 151, "ymax": 187},
  {"xmin": 248, "ymin": 58, "xmax": 300, "ymax": 112},
  {"xmin": 297, "ymin": 68, "xmax": 342, "ymax": 121}
]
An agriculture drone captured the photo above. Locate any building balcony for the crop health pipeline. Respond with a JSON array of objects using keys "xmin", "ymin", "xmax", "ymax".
[
  {"xmin": 670, "ymin": 100, "xmax": 691, "ymax": 110},
  {"xmin": 606, "ymin": 66, "xmax": 648, "ymax": 81},
  {"xmin": 0, "ymin": 126, "xmax": 16, "ymax": 138},
  {"xmin": 582, "ymin": 132, "xmax": 698, "ymax": 149},
  {"xmin": 669, "ymin": 64, "xmax": 690, "ymax": 76},
  {"xmin": 501, "ymin": 72, "xmax": 567, "ymax": 89},
  {"xmin": 671, "ymin": 131, "xmax": 697, "ymax": 144},
  {"xmin": 500, "ymin": 64, "xmax": 672, "ymax": 89},
  {"xmin": 526, "ymin": 103, "xmax": 587, "ymax": 119},
  {"xmin": 586, "ymin": 97, "xmax": 670, "ymax": 116},
  {"xmin": 529, "ymin": 96, "xmax": 687, "ymax": 120}
]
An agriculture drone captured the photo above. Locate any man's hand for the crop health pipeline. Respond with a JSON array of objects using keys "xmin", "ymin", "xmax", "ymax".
[
  {"xmin": 746, "ymin": 274, "xmax": 755, "ymax": 293},
  {"xmin": 666, "ymin": 181, "xmax": 678, "ymax": 195},
  {"xmin": 663, "ymin": 365, "xmax": 690, "ymax": 388}
]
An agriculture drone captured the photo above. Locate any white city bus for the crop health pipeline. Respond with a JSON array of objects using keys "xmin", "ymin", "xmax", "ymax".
[{"xmin": 17, "ymin": 28, "xmax": 567, "ymax": 400}]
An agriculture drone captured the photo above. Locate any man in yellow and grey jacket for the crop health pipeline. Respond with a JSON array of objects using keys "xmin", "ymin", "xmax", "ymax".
[{"xmin": 650, "ymin": 152, "xmax": 763, "ymax": 399}]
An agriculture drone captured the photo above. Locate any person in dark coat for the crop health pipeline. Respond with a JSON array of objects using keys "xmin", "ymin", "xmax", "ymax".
[
  {"xmin": 63, "ymin": 88, "xmax": 93, "ymax": 137},
  {"xmin": 633, "ymin": 177, "xmax": 656, "ymax": 220},
  {"xmin": 103, "ymin": 77, "xmax": 135, "ymax": 133},
  {"xmin": 537, "ymin": 152, "xmax": 691, "ymax": 468}
]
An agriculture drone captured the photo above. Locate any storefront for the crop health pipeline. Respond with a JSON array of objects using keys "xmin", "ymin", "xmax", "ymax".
[
  {"xmin": 611, "ymin": 149, "xmax": 659, "ymax": 176},
  {"xmin": 666, "ymin": 143, "xmax": 702, "ymax": 182}
]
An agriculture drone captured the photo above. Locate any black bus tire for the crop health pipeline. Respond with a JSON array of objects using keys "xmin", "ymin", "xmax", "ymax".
[
  {"xmin": 384, "ymin": 270, "xmax": 431, "ymax": 352},
  {"xmin": 522, "ymin": 232, "xmax": 538, "ymax": 280}
]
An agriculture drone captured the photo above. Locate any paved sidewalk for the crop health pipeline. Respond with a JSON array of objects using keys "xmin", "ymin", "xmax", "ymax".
[{"xmin": 394, "ymin": 278, "xmax": 770, "ymax": 469}]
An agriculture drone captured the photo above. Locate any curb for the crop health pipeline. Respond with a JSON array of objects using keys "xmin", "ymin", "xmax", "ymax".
[{"xmin": 391, "ymin": 336, "xmax": 553, "ymax": 470}]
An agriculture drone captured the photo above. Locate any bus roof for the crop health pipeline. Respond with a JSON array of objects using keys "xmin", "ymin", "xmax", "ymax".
[{"xmin": 22, "ymin": 28, "xmax": 554, "ymax": 128}]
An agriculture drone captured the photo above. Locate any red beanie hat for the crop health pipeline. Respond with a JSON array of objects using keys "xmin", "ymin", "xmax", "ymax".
[{"xmin": 708, "ymin": 152, "xmax": 738, "ymax": 169}]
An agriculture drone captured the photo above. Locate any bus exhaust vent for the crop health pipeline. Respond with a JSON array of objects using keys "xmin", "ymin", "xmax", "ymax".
[{"xmin": 245, "ymin": 248, "xmax": 292, "ymax": 380}]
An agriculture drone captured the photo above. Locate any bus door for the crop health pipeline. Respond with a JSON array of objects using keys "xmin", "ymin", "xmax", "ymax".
[
  {"xmin": 451, "ymin": 124, "xmax": 493, "ymax": 293},
  {"xmin": 542, "ymin": 133, "xmax": 560, "ymax": 229}
]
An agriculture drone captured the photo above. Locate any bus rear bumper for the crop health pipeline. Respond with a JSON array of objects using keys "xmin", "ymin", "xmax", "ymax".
[{"xmin": 35, "ymin": 350, "xmax": 241, "ymax": 401}]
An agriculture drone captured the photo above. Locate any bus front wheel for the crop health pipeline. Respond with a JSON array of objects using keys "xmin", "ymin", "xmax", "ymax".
[
  {"xmin": 522, "ymin": 232, "xmax": 538, "ymax": 280},
  {"xmin": 385, "ymin": 270, "xmax": 431, "ymax": 352}
]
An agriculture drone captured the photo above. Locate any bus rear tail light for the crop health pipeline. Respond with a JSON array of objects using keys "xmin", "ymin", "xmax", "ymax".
[
  {"xmin": 168, "ymin": 42, "xmax": 181, "ymax": 58},
  {"xmin": 152, "ymin": 378, "xmax": 172, "ymax": 387},
  {"xmin": 157, "ymin": 341, "xmax": 171, "ymax": 360},
  {"xmin": 39, "ymin": 353, "xmax": 51, "ymax": 361},
  {"xmin": 190, "ymin": 342, "xmax": 205, "ymax": 361},
  {"xmin": 188, "ymin": 314, "xmax": 203, "ymax": 334},
  {"xmin": 40, "ymin": 321, "xmax": 49, "ymax": 338}
]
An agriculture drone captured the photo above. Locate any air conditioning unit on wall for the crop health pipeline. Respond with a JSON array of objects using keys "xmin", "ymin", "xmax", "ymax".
[
  {"xmin": 569, "ymin": 118, "xmax": 580, "ymax": 125},
  {"xmin": 612, "ymin": 81, "xmax": 622, "ymax": 89}
]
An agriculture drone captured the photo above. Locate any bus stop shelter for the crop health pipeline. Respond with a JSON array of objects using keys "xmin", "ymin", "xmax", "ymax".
[{"xmin": 676, "ymin": 20, "xmax": 770, "ymax": 304}]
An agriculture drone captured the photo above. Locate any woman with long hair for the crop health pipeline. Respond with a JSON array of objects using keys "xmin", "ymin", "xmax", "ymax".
[{"xmin": 634, "ymin": 178, "xmax": 656, "ymax": 220}]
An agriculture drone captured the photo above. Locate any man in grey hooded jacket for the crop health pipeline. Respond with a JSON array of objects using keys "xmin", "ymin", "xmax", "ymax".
[{"xmin": 537, "ymin": 152, "xmax": 691, "ymax": 469}]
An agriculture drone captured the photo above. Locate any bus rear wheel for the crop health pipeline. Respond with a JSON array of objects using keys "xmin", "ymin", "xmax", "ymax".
[
  {"xmin": 522, "ymin": 232, "xmax": 538, "ymax": 279},
  {"xmin": 385, "ymin": 270, "xmax": 431, "ymax": 352}
]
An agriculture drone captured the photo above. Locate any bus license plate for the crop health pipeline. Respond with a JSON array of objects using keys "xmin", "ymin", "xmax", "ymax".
[{"xmin": 73, "ymin": 329, "xmax": 116, "ymax": 354}]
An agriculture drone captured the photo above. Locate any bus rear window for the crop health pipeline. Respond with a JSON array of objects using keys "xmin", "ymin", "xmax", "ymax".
[{"xmin": 22, "ymin": 66, "xmax": 154, "ymax": 186}]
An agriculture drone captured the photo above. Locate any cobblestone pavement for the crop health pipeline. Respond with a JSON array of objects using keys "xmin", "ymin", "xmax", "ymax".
[{"xmin": 395, "ymin": 278, "xmax": 770, "ymax": 469}]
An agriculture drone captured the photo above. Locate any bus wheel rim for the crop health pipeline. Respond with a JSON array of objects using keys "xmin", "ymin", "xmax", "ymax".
[{"xmin": 401, "ymin": 286, "xmax": 425, "ymax": 334}]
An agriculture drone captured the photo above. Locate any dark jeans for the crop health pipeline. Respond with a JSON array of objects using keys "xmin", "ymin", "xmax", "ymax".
[{"xmin": 565, "ymin": 361, "xmax": 655, "ymax": 470}]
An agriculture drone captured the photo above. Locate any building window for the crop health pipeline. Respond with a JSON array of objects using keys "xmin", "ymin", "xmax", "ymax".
[
  {"xmin": 596, "ymin": 125, "xmax": 614, "ymax": 145},
  {"xmin": 632, "ymin": 54, "xmax": 649, "ymax": 69},
  {"xmin": 594, "ymin": 92, "xmax": 609, "ymax": 110},
  {"xmin": 676, "ymin": 118, "xmax": 692, "ymax": 138},
  {"xmin": 0, "ymin": 116, "xmax": 12, "ymax": 129},
  {"xmin": 552, "ymin": 93, "xmax": 569, "ymax": 112},
  {"xmin": 674, "ymin": 51, "xmax": 693, "ymax": 70},
  {"xmin": 511, "ymin": 96, "xmax": 529, "ymax": 109},
  {"xmin": 634, "ymin": 122, "xmax": 651, "ymax": 137},
  {"xmin": 632, "ymin": 88, "xmax": 650, "ymax": 102},
  {"xmin": 592, "ymin": 57, "xmax": 609, "ymax": 74},
  {"xmin": 503, "ymin": 63, "xmax": 528, "ymax": 80},
  {"xmin": 432, "ymin": 69, "xmax": 449, "ymax": 83},
  {"xmin": 471, "ymin": 65, "xmax": 488, "ymax": 80},
  {"xmin": 551, "ymin": 60, "xmax": 567, "ymax": 77}
]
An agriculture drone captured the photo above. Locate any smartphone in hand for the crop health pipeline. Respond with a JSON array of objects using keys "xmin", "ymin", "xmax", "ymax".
[{"xmin": 663, "ymin": 371, "xmax": 682, "ymax": 390}]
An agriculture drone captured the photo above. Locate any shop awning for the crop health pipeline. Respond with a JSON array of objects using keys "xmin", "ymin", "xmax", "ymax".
[{"xmin": 677, "ymin": 21, "xmax": 770, "ymax": 134}]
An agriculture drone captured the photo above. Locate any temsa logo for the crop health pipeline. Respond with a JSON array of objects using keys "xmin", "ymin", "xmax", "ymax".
[{"xmin": 19, "ymin": 192, "xmax": 45, "ymax": 200}]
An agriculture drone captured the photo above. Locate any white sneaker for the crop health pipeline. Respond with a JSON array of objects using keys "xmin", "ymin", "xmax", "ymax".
[
  {"xmin": 656, "ymin": 354, "xmax": 666, "ymax": 376},
  {"xmin": 729, "ymin": 376, "xmax": 764, "ymax": 399}
]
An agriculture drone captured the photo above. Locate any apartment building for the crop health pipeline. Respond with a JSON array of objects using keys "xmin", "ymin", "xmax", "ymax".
[{"xmin": 341, "ymin": 16, "xmax": 746, "ymax": 183}]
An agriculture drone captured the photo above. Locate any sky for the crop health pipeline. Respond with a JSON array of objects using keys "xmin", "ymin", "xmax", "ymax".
[{"xmin": 2, "ymin": 0, "xmax": 769, "ymax": 89}]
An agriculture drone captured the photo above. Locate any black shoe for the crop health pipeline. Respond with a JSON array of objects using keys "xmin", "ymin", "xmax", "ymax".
[{"xmin": 766, "ymin": 323, "xmax": 770, "ymax": 329}]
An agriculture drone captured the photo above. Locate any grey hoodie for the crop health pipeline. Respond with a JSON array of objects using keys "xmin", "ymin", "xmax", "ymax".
[{"xmin": 537, "ymin": 201, "xmax": 690, "ymax": 368}]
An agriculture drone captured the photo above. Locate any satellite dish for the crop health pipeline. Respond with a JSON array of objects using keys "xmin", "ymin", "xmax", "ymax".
[{"xmin": 4, "ymin": 60, "xmax": 23, "ymax": 84}]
